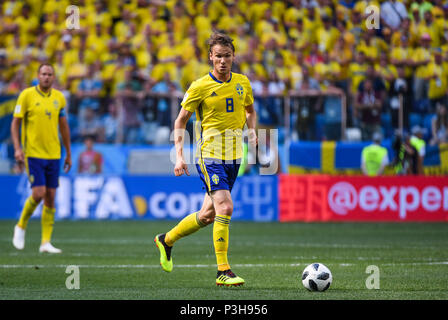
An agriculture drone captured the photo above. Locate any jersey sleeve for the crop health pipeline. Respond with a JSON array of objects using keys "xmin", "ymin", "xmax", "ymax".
[
  {"xmin": 181, "ymin": 80, "xmax": 201, "ymax": 113},
  {"xmin": 243, "ymin": 76, "xmax": 254, "ymax": 107},
  {"xmin": 59, "ymin": 93, "xmax": 67, "ymax": 117},
  {"xmin": 13, "ymin": 90, "xmax": 27, "ymax": 118}
]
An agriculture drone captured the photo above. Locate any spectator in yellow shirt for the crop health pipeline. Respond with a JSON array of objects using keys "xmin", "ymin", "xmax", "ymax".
[
  {"xmin": 289, "ymin": 51, "xmax": 305, "ymax": 92},
  {"xmin": 291, "ymin": 17, "xmax": 314, "ymax": 56},
  {"xmin": 335, "ymin": 20, "xmax": 355, "ymax": 50},
  {"xmin": 13, "ymin": 4, "xmax": 39, "ymax": 46},
  {"xmin": 217, "ymin": 2, "xmax": 245, "ymax": 34},
  {"xmin": 273, "ymin": 53, "xmax": 290, "ymax": 89},
  {"xmin": 329, "ymin": 36, "xmax": 353, "ymax": 90},
  {"xmin": 390, "ymin": 35, "xmax": 414, "ymax": 79},
  {"xmin": 390, "ymin": 18, "xmax": 412, "ymax": 48},
  {"xmin": 426, "ymin": 49, "xmax": 448, "ymax": 109},
  {"xmin": 348, "ymin": 51, "xmax": 368, "ymax": 98},
  {"xmin": 171, "ymin": 2, "xmax": 191, "ymax": 43},
  {"xmin": 417, "ymin": 11, "xmax": 442, "ymax": 48},
  {"xmin": 283, "ymin": 0, "xmax": 305, "ymax": 28},
  {"xmin": 66, "ymin": 50, "xmax": 88, "ymax": 94},
  {"xmin": 114, "ymin": 9, "xmax": 136, "ymax": 44},
  {"xmin": 409, "ymin": 6, "xmax": 423, "ymax": 47},
  {"xmin": 347, "ymin": 9, "xmax": 364, "ymax": 46},
  {"xmin": 314, "ymin": 51, "xmax": 341, "ymax": 90},
  {"xmin": 412, "ymin": 33, "xmax": 433, "ymax": 101},
  {"xmin": 356, "ymin": 29, "xmax": 387, "ymax": 64},
  {"xmin": 375, "ymin": 53, "xmax": 398, "ymax": 91},
  {"xmin": 315, "ymin": 14, "xmax": 340, "ymax": 53},
  {"xmin": 87, "ymin": 0, "xmax": 113, "ymax": 31},
  {"xmin": 86, "ymin": 23, "xmax": 112, "ymax": 58}
]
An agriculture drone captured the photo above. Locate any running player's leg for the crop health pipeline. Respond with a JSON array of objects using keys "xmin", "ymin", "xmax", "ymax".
[
  {"xmin": 165, "ymin": 193, "xmax": 214, "ymax": 246},
  {"xmin": 39, "ymin": 159, "xmax": 61, "ymax": 253},
  {"xmin": 13, "ymin": 158, "xmax": 45, "ymax": 250},
  {"xmin": 211, "ymin": 189, "xmax": 233, "ymax": 271},
  {"xmin": 155, "ymin": 193, "xmax": 214, "ymax": 272},
  {"xmin": 211, "ymin": 189, "xmax": 244, "ymax": 286},
  {"xmin": 17, "ymin": 186, "xmax": 44, "ymax": 229},
  {"xmin": 40, "ymin": 188, "xmax": 58, "ymax": 249}
]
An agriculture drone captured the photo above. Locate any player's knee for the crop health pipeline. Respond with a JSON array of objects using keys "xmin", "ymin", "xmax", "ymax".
[
  {"xmin": 32, "ymin": 188, "xmax": 45, "ymax": 202},
  {"xmin": 216, "ymin": 203, "xmax": 233, "ymax": 216}
]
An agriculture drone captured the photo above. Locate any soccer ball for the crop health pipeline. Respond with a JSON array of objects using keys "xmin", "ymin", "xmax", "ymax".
[{"xmin": 301, "ymin": 263, "xmax": 332, "ymax": 292}]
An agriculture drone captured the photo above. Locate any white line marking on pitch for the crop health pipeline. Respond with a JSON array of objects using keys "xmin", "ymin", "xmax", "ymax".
[{"xmin": 1, "ymin": 261, "xmax": 447, "ymax": 269}]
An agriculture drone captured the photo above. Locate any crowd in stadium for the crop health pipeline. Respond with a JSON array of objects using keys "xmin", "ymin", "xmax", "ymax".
[{"xmin": 0, "ymin": 0, "xmax": 448, "ymax": 145}]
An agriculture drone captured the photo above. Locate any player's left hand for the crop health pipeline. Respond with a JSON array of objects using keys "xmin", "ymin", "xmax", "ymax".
[
  {"xmin": 248, "ymin": 128, "xmax": 258, "ymax": 147},
  {"xmin": 64, "ymin": 156, "xmax": 72, "ymax": 173}
]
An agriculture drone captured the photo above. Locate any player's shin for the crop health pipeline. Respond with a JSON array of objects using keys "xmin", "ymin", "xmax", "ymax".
[
  {"xmin": 41, "ymin": 205, "xmax": 56, "ymax": 244},
  {"xmin": 213, "ymin": 214, "xmax": 231, "ymax": 271},
  {"xmin": 165, "ymin": 211, "xmax": 204, "ymax": 246},
  {"xmin": 17, "ymin": 196, "xmax": 39, "ymax": 229}
]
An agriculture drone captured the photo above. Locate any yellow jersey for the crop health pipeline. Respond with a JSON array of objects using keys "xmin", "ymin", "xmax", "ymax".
[
  {"xmin": 13, "ymin": 86, "xmax": 67, "ymax": 159},
  {"xmin": 427, "ymin": 62, "xmax": 448, "ymax": 100},
  {"xmin": 181, "ymin": 72, "xmax": 254, "ymax": 161}
]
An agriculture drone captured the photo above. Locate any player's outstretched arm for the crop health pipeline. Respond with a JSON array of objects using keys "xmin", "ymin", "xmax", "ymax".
[
  {"xmin": 59, "ymin": 116, "xmax": 72, "ymax": 173},
  {"xmin": 173, "ymin": 108, "xmax": 193, "ymax": 177}
]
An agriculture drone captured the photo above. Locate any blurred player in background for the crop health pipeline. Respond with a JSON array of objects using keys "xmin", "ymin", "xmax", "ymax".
[
  {"xmin": 11, "ymin": 64, "xmax": 72, "ymax": 253},
  {"xmin": 155, "ymin": 32, "xmax": 257, "ymax": 287}
]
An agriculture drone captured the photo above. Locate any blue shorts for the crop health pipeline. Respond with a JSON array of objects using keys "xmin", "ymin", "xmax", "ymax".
[
  {"xmin": 196, "ymin": 159, "xmax": 240, "ymax": 194},
  {"xmin": 26, "ymin": 157, "xmax": 60, "ymax": 189}
]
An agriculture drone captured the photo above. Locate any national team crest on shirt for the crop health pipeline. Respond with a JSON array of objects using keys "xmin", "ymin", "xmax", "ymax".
[
  {"xmin": 236, "ymin": 83, "xmax": 244, "ymax": 97},
  {"xmin": 212, "ymin": 174, "xmax": 219, "ymax": 185}
]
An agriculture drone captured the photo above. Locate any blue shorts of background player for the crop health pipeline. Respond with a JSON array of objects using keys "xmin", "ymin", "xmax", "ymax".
[
  {"xmin": 196, "ymin": 158, "xmax": 240, "ymax": 194},
  {"xmin": 26, "ymin": 157, "xmax": 60, "ymax": 188}
]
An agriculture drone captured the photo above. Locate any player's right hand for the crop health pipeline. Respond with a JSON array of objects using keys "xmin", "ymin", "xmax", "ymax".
[
  {"xmin": 14, "ymin": 148, "xmax": 25, "ymax": 172},
  {"xmin": 174, "ymin": 159, "xmax": 190, "ymax": 176}
]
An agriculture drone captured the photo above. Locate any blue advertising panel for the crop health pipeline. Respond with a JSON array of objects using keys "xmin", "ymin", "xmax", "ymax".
[{"xmin": 0, "ymin": 174, "xmax": 278, "ymax": 222}]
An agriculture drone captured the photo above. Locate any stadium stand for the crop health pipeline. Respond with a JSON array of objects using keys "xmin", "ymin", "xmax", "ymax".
[{"xmin": 0, "ymin": 0, "xmax": 447, "ymax": 173}]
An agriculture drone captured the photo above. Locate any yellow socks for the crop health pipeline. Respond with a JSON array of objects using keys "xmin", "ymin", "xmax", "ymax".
[
  {"xmin": 165, "ymin": 212, "xmax": 205, "ymax": 247},
  {"xmin": 17, "ymin": 196, "xmax": 39, "ymax": 229},
  {"xmin": 41, "ymin": 205, "xmax": 56, "ymax": 244},
  {"xmin": 213, "ymin": 214, "xmax": 231, "ymax": 271},
  {"xmin": 17, "ymin": 196, "xmax": 57, "ymax": 245},
  {"xmin": 164, "ymin": 212, "xmax": 232, "ymax": 271}
]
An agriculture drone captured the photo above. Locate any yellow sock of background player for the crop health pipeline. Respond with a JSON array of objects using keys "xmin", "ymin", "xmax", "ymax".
[
  {"xmin": 17, "ymin": 196, "xmax": 39, "ymax": 229},
  {"xmin": 41, "ymin": 206, "xmax": 56, "ymax": 244},
  {"xmin": 165, "ymin": 211, "xmax": 205, "ymax": 247},
  {"xmin": 213, "ymin": 214, "xmax": 231, "ymax": 271}
]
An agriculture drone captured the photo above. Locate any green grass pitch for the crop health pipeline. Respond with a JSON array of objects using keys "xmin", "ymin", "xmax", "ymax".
[{"xmin": 0, "ymin": 220, "xmax": 447, "ymax": 300}]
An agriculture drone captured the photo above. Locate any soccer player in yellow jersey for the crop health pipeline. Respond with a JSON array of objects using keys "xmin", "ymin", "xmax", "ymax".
[
  {"xmin": 11, "ymin": 64, "xmax": 72, "ymax": 253},
  {"xmin": 155, "ymin": 32, "xmax": 258, "ymax": 287}
]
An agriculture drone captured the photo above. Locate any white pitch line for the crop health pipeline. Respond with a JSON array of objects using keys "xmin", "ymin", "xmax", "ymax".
[
  {"xmin": 0, "ymin": 238, "xmax": 440, "ymax": 250},
  {"xmin": 1, "ymin": 261, "xmax": 447, "ymax": 269}
]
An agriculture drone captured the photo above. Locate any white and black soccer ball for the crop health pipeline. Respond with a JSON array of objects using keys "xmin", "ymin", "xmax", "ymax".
[{"xmin": 301, "ymin": 263, "xmax": 332, "ymax": 292}]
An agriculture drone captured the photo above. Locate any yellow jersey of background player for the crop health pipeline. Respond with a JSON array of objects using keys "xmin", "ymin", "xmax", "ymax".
[{"xmin": 11, "ymin": 64, "xmax": 72, "ymax": 254}]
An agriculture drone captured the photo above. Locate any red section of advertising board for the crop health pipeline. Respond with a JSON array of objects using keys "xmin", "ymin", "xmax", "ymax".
[{"xmin": 279, "ymin": 175, "xmax": 448, "ymax": 222}]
